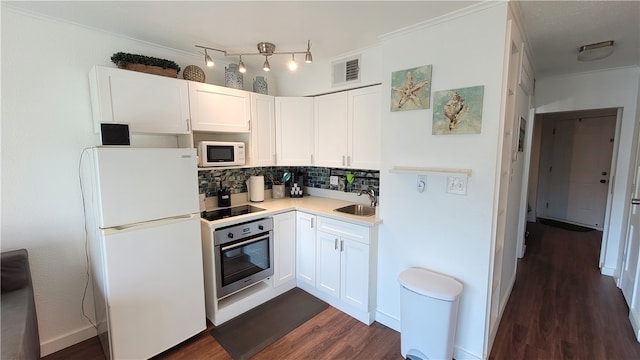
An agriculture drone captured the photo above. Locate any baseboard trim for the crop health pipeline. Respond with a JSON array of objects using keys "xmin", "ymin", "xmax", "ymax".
[
  {"xmin": 41, "ymin": 324, "xmax": 97, "ymax": 356},
  {"xmin": 630, "ymin": 307, "xmax": 640, "ymax": 341},
  {"xmin": 601, "ymin": 266, "xmax": 616, "ymax": 277},
  {"xmin": 453, "ymin": 345, "xmax": 482, "ymax": 360},
  {"xmin": 374, "ymin": 310, "xmax": 400, "ymax": 331}
]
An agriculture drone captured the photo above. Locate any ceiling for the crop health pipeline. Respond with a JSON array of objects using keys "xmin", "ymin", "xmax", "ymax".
[{"xmin": 4, "ymin": 1, "xmax": 639, "ymax": 78}]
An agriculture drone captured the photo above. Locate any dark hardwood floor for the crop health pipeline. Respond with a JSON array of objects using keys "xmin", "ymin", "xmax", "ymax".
[
  {"xmin": 42, "ymin": 306, "xmax": 402, "ymax": 360},
  {"xmin": 43, "ymin": 221, "xmax": 640, "ymax": 360},
  {"xmin": 489, "ymin": 221, "xmax": 640, "ymax": 359}
]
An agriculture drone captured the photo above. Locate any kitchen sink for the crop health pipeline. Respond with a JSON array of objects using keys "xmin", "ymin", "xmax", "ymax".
[{"xmin": 334, "ymin": 204, "xmax": 376, "ymax": 217}]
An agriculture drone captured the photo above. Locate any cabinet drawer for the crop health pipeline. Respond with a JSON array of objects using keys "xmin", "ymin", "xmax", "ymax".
[{"xmin": 317, "ymin": 217, "xmax": 369, "ymax": 245}]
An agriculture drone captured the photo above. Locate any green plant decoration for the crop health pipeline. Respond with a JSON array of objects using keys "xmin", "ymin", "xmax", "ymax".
[{"xmin": 110, "ymin": 52, "xmax": 181, "ymax": 73}]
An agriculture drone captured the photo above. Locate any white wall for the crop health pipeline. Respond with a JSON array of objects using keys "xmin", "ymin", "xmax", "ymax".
[
  {"xmin": 377, "ymin": 4, "xmax": 508, "ymax": 359},
  {"xmin": 0, "ymin": 7, "xmax": 244, "ymax": 355},
  {"xmin": 535, "ymin": 67, "xmax": 640, "ymax": 277}
]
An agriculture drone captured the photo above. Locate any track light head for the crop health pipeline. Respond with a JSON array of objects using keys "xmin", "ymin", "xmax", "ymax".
[
  {"xmin": 263, "ymin": 57, "xmax": 271, "ymax": 72},
  {"xmin": 238, "ymin": 56, "xmax": 247, "ymax": 73},
  {"xmin": 204, "ymin": 49, "xmax": 214, "ymax": 67},
  {"xmin": 288, "ymin": 54, "xmax": 298, "ymax": 71}
]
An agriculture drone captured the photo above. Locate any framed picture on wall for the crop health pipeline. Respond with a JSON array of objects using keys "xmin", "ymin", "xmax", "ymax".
[
  {"xmin": 390, "ymin": 65, "xmax": 432, "ymax": 112},
  {"xmin": 432, "ymin": 85, "xmax": 484, "ymax": 135},
  {"xmin": 518, "ymin": 116, "xmax": 526, "ymax": 152}
]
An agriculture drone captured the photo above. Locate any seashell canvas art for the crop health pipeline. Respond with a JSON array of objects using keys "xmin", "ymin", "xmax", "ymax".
[{"xmin": 432, "ymin": 85, "xmax": 484, "ymax": 135}]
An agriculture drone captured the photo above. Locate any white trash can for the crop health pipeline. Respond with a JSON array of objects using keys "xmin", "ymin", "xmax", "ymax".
[{"xmin": 398, "ymin": 267, "xmax": 463, "ymax": 360}]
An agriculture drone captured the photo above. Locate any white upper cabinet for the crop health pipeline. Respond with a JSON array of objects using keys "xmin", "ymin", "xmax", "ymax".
[
  {"xmin": 314, "ymin": 92, "xmax": 349, "ymax": 167},
  {"xmin": 250, "ymin": 93, "xmax": 276, "ymax": 166},
  {"xmin": 314, "ymin": 85, "xmax": 381, "ymax": 170},
  {"xmin": 275, "ymin": 97, "xmax": 314, "ymax": 166},
  {"xmin": 89, "ymin": 66, "xmax": 190, "ymax": 134},
  {"xmin": 349, "ymin": 86, "xmax": 381, "ymax": 170},
  {"xmin": 189, "ymin": 82, "xmax": 250, "ymax": 133}
]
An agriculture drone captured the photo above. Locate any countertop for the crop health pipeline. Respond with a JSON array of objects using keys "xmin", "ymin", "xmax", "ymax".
[{"xmin": 200, "ymin": 195, "xmax": 382, "ymax": 228}]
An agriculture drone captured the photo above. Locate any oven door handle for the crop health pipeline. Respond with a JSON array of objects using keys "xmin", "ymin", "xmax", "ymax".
[{"xmin": 221, "ymin": 233, "xmax": 271, "ymax": 252}]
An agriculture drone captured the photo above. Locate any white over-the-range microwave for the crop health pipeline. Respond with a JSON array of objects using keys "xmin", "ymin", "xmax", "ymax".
[{"xmin": 196, "ymin": 141, "xmax": 245, "ymax": 167}]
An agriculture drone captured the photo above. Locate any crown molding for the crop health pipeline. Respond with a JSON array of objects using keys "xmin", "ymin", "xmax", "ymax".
[{"xmin": 379, "ymin": 1, "xmax": 507, "ymax": 42}]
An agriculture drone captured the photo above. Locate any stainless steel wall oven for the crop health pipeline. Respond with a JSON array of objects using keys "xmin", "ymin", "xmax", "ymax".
[{"xmin": 214, "ymin": 217, "xmax": 274, "ymax": 299}]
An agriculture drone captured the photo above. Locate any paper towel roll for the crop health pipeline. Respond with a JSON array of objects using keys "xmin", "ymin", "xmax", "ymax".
[{"xmin": 248, "ymin": 175, "xmax": 264, "ymax": 202}]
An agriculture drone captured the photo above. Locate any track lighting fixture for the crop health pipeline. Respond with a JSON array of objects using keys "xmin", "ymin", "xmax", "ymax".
[
  {"xmin": 238, "ymin": 56, "xmax": 247, "ymax": 73},
  {"xmin": 204, "ymin": 49, "xmax": 214, "ymax": 67},
  {"xmin": 195, "ymin": 40, "xmax": 313, "ymax": 73},
  {"xmin": 305, "ymin": 40, "xmax": 313, "ymax": 63},
  {"xmin": 263, "ymin": 57, "xmax": 271, "ymax": 72},
  {"xmin": 288, "ymin": 54, "xmax": 298, "ymax": 71}
]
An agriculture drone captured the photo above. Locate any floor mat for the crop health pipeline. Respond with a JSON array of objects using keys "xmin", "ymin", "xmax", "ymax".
[{"xmin": 210, "ymin": 287, "xmax": 328, "ymax": 360}]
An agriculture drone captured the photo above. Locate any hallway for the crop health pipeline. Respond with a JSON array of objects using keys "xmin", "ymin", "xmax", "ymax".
[{"xmin": 489, "ymin": 222, "xmax": 640, "ymax": 359}]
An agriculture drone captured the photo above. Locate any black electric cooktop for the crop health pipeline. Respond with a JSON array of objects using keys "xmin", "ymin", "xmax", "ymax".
[{"xmin": 201, "ymin": 205, "xmax": 266, "ymax": 221}]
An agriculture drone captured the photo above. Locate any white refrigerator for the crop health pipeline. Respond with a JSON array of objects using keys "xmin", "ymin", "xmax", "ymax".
[{"xmin": 83, "ymin": 147, "xmax": 206, "ymax": 360}]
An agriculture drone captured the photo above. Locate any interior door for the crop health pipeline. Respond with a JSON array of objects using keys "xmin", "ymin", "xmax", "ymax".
[
  {"xmin": 546, "ymin": 116, "xmax": 615, "ymax": 228},
  {"xmin": 621, "ymin": 139, "xmax": 640, "ymax": 305},
  {"xmin": 566, "ymin": 117, "xmax": 616, "ymax": 227}
]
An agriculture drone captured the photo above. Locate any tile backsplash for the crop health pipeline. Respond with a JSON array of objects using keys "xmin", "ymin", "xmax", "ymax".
[{"xmin": 198, "ymin": 166, "xmax": 380, "ymax": 197}]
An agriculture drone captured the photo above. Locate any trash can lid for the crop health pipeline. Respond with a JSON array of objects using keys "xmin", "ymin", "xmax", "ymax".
[{"xmin": 398, "ymin": 267, "xmax": 463, "ymax": 301}]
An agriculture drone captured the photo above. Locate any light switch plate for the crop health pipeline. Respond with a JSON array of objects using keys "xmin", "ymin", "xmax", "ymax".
[
  {"xmin": 330, "ymin": 176, "xmax": 339, "ymax": 186},
  {"xmin": 446, "ymin": 176, "xmax": 467, "ymax": 195}
]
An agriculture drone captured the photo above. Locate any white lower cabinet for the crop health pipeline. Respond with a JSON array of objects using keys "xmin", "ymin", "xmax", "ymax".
[
  {"xmin": 296, "ymin": 212, "xmax": 317, "ymax": 288},
  {"xmin": 273, "ymin": 212, "xmax": 296, "ymax": 287},
  {"xmin": 297, "ymin": 213, "xmax": 376, "ymax": 325}
]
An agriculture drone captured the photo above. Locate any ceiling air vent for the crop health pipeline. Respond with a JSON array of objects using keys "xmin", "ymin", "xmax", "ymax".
[{"xmin": 332, "ymin": 55, "xmax": 361, "ymax": 86}]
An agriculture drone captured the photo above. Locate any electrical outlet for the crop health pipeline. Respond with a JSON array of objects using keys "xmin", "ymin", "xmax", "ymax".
[
  {"xmin": 330, "ymin": 176, "xmax": 339, "ymax": 185},
  {"xmin": 417, "ymin": 175, "xmax": 426, "ymax": 193},
  {"xmin": 446, "ymin": 176, "xmax": 467, "ymax": 195}
]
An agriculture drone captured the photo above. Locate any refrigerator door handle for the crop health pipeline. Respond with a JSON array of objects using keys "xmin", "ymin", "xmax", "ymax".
[{"xmin": 106, "ymin": 213, "xmax": 199, "ymax": 234}]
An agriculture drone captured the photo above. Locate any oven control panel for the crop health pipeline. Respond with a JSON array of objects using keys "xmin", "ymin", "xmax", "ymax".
[{"xmin": 214, "ymin": 217, "xmax": 273, "ymax": 246}]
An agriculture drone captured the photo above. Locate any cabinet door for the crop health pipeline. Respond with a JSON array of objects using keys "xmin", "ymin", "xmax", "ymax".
[
  {"xmin": 250, "ymin": 93, "xmax": 276, "ymax": 166},
  {"xmin": 89, "ymin": 66, "xmax": 190, "ymax": 135},
  {"xmin": 316, "ymin": 230, "xmax": 341, "ymax": 299},
  {"xmin": 349, "ymin": 85, "xmax": 381, "ymax": 170},
  {"xmin": 340, "ymin": 238, "xmax": 369, "ymax": 311},
  {"xmin": 296, "ymin": 212, "xmax": 316, "ymax": 287},
  {"xmin": 314, "ymin": 92, "xmax": 348, "ymax": 167},
  {"xmin": 275, "ymin": 97, "xmax": 314, "ymax": 166},
  {"xmin": 273, "ymin": 212, "xmax": 296, "ymax": 288},
  {"xmin": 189, "ymin": 82, "xmax": 250, "ymax": 133}
]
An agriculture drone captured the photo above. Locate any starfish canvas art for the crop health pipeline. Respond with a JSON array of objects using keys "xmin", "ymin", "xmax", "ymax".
[
  {"xmin": 390, "ymin": 65, "xmax": 432, "ymax": 112},
  {"xmin": 432, "ymin": 85, "xmax": 484, "ymax": 135}
]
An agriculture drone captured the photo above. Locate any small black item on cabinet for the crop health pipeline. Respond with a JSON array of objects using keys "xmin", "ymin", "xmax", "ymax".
[{"xmin": 100, "ymin": 123, "xmax": 130, "ymax": 146}]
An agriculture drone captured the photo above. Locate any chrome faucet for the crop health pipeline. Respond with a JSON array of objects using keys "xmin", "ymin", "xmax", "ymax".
[{"xmin": 358, "ymin": 187, "xmax": 378, "ymax": 207}]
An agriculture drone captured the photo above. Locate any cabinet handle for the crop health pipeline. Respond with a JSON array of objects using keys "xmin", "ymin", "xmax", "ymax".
[
  {"xmin": 310, "ymin": 154, "xmax": 314, "ymax": 164},
  {"xmin": 342, "ymin": 155, "xmax": 346, "ymax": 166},
  {"xmin": 310, "ymin": 218, "xmax": 314, "ymax": 228},
  {"xmin": 347, "ymin": 156, "xmax": 351, "ymax": 166},
  {"xmin": 340, "ymin": 240, "xmax": 344, "ymax": 252},
  {"xmin": 186, "ymin": 119, "xmax": 190, "ymax": 132},
  {"xmin": 334, "ymin": 238, "xmax": 338, "ymax": 250}
]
